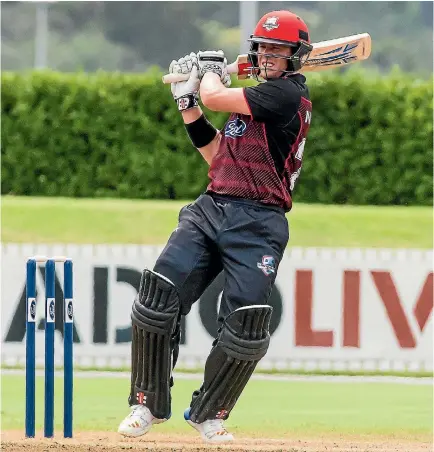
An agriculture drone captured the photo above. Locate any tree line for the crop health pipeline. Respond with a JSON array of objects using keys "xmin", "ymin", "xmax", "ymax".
[{"xmin": 1, "ymin": 1, "xmax": 432, "ymax": 76}]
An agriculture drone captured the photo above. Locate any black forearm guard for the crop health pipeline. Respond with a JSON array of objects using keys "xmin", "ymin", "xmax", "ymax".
[{"xmin": 185, "ymin": 115, "xmax": 218, "ymax": 148}]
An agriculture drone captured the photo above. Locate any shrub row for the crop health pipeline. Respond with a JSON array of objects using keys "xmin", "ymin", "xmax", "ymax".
[{"xmin": 1, "ymin": 69, "xmax": 432, "ymax": 205}]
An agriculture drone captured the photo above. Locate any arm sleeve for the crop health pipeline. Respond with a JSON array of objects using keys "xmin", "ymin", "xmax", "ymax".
[{"xmin": 244, "ymin": 79, "xmax": 301, "ymax": 125}]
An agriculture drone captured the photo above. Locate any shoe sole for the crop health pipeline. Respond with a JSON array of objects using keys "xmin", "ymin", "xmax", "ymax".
[
  {"xmin": 118, "ymin": 430, "xmax": 148, "ymax": 438},
  {"xmin": 118, "ymin": 417, "xmax": 168, "ymax": 437}
]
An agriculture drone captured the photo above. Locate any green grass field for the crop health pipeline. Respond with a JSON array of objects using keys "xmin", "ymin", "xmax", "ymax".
[
  {"xmin": 1, "ymin": 374, "xmax": 432, "ymax": 440},
  {"xmin": 1, "ymin": 196, "xmax": 433, "ymax": 248},
  {"xmin": 2, "ymin": 197, "xmax": 432, "ymax": 449}
]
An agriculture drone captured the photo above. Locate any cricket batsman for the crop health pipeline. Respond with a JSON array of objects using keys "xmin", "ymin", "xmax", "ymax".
[{"xmin": 118, "ymin": 10, "xmax": 313, "ymax": 443}]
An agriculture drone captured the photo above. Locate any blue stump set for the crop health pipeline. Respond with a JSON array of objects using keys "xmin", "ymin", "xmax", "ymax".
[{"xmin": 25, "ymin": 256, "xmax": 74, "ymax": 438}]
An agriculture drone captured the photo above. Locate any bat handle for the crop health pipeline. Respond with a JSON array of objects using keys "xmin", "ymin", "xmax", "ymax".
[
  {"xmin": 161, "ymin": 62, "xmax": 239, "ymax": 84},
  {"xmin": 162, "ymin": 73, "xmax": 188, "ymax": 84}
]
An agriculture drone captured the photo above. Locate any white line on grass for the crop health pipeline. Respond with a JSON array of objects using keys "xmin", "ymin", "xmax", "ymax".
[{"xmin": 1, "ymin": 369, "xmax": 432, "ymax": 385}]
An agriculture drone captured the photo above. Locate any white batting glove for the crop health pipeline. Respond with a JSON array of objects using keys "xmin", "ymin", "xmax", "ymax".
[
  {"xmin": 197, "ymin": 50, "xmax": 228, "ymax": 82},
  {"xmin": 169, "ymin": 52, "xmax": 200, "ymax": 112}
]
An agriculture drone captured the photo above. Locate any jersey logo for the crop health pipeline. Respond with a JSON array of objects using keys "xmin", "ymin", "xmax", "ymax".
[{"xmin": 224, "ymin": 118, "xmax": 247, "ymax": 138}]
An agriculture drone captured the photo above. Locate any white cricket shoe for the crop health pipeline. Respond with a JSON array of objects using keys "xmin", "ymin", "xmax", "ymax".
[
  {"xmin": 184, "ymin": 408, "xmax": 234, "ymax": 443},
  {"xmin": 118, "ymin": 405, "xmax": 168, "ymax": 437}
]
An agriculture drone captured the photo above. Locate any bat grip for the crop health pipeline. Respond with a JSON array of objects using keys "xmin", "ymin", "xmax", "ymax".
[
  {"xmin": 161, "ymin": 62, "xmax": 238, "ymax": 84},
  {"xmin": 162, "ymin": 73, "xmax": 188, "ymax": 84}
]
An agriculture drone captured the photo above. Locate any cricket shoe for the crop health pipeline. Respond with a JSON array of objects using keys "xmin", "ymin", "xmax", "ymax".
[
  {"xmin": 184, "ymin": 408, "xmax": 234, "ymax": 443},
  {"xmin": 118, "ymin": 404, "xmax": 168, "ymax": 437}
]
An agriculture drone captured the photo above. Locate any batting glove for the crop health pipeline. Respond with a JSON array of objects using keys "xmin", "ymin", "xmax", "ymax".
[
  {"xmin": 169, "ymin": 52, "xmax": 200, "ymax": 112},
  {"xmin": 197, "ymin": 50, "xmax": 230, "ymax": 85}
]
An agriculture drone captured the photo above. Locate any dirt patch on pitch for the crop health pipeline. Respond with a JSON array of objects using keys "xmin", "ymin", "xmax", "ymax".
[{"xmin": 1, "ymin": 431, "xmax": 431, "ymax": 452}]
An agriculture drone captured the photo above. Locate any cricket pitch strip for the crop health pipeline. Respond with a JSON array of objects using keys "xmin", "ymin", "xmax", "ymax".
[{"xmin": 2, "ymin": 431, "xmax": 431, "ymax": 452}]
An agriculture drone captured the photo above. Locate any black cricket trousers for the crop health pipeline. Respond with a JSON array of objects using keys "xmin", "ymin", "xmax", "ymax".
[{"xmin": 153, "ymin": 192, "xmax": 289, "ymax": 323}]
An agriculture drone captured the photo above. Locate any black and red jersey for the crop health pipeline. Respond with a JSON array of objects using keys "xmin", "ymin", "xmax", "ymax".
[{"xmin": 207, "ymin": 74, "xmax": 312, "ymax": 211}]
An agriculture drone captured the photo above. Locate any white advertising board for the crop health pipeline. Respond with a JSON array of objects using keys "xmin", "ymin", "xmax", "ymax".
[{"xmin": 1, "ymin": 244, "xmax": 432, "ymax": 371}]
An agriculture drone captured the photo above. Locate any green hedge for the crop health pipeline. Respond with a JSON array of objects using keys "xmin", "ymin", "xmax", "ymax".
[{"xmin": 1, "ymin": 69, "xmax": 432, "ymax": 205}]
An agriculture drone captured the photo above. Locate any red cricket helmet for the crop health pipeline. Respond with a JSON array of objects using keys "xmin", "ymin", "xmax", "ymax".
[{"xmin": 248, "ymin": 10, "xmax": 313, "ymax": 78}]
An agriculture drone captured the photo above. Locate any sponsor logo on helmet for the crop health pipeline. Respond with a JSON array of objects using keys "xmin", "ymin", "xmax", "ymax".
[
  {"xmin": 263, "ymin": 16, "xmax": 279, "ymax": 31},
  {"xmin": 224, "ymin": 118, "xmax": 247, "ymax": 138},
  {"xmin": 257, "ymin": 255, "xmax": 276, "ymax": 276}
]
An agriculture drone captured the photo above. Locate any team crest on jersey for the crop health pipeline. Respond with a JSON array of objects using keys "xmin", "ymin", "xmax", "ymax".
[
  {"xmin": 263, "ymin": 16, "xmax": 279, "ymax": 31},
  {"xmin": 224, "ymin": 118, "xmax": 247, "ymax": 138},
  {"xmin": 257, "ymin": 255, "xmax": 276, "ymax": 276}
]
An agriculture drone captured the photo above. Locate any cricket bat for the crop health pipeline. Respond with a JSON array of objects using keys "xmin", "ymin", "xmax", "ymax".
[{"xmin": 162, "ymin": 33, "xmax": 371, "ymax": 84}]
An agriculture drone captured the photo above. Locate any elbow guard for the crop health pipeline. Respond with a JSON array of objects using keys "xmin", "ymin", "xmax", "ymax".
[{"xmin": 185, "ymin": 115, "xmax": 218, "ymax": 148}]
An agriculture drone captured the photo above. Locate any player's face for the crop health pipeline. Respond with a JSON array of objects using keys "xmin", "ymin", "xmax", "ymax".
[{"xmin": 257, "ymin": 43, "xmax": 292, "ymax": 78}]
